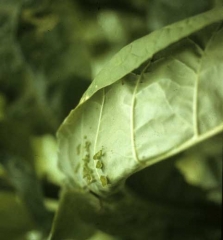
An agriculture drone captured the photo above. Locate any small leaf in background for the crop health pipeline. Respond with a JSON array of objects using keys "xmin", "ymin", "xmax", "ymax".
[
  {"xmin": 146, "ymin": 0, "xmax": 211, "ymax": 30},
  {"xmin": 176, "ymin": 133, "xmax": 222, "ymax": 204},
  {"xmin": 31, "ymin": 135, "xmax": 64, "ymax": 186},
  {"xmin": 0, "ymin": 191, "xmax": 36, "ymax": 240},
  {"xmin": 86, "ymin": 230, "xmax": 120, "ymax": 240}
]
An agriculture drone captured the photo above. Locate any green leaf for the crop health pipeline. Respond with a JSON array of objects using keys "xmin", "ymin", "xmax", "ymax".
[
  {"xmin": 86, "ymin": 231, "xmax": 120, "ymax": 240},
  {"xmin": 49, "ymin": 190, "xmax": 98, "ymax": 240},
  {"xmin": 79, "ymin": 7, "xmax": 223, "ymax": 103},
  {"xmin": 0, "ymin": 191, "xmax": 36, "ymax": 240},
  {"xmin": 31, "ymin": 134, "xmax": 64, "ymax": 186},
  {"xmin": 146, "ymin": 0, "xmax": 212, "ymax": 31},
  {"xmin": 176, "ymin": 133, "xmax": 222, "ymax": 204},
  {"xmin": 50, "ymin": 183, "xmax": 221, "ymax": 240},
  {"xmin": 57, "ymin": 11, "xmax": 223, "ymax": 196},
  {"xmin": 0, "ymin": 94, "xmax": 6, "ymax": 121}
]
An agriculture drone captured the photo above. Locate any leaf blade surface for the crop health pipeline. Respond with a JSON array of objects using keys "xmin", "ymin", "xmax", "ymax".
[{"xmin": 57, "ymin": 13, "xmax": 223, "ymax": 196}]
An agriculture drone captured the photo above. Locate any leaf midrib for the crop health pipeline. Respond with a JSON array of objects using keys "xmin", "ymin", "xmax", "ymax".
[{"xmin": 93, "ymin": 88, "xmax": 105, "ymax": 180}]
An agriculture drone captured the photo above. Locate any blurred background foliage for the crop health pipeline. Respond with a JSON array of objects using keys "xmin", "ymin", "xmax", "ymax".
[{"xmin": 0, "ymin": 0, "xmax": 222, "ymax": 239}]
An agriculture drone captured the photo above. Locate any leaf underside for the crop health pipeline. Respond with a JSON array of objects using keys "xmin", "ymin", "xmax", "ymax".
[{"xmin": 57, "ymin": 9, "xmax": 223, "ymax": 197}]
